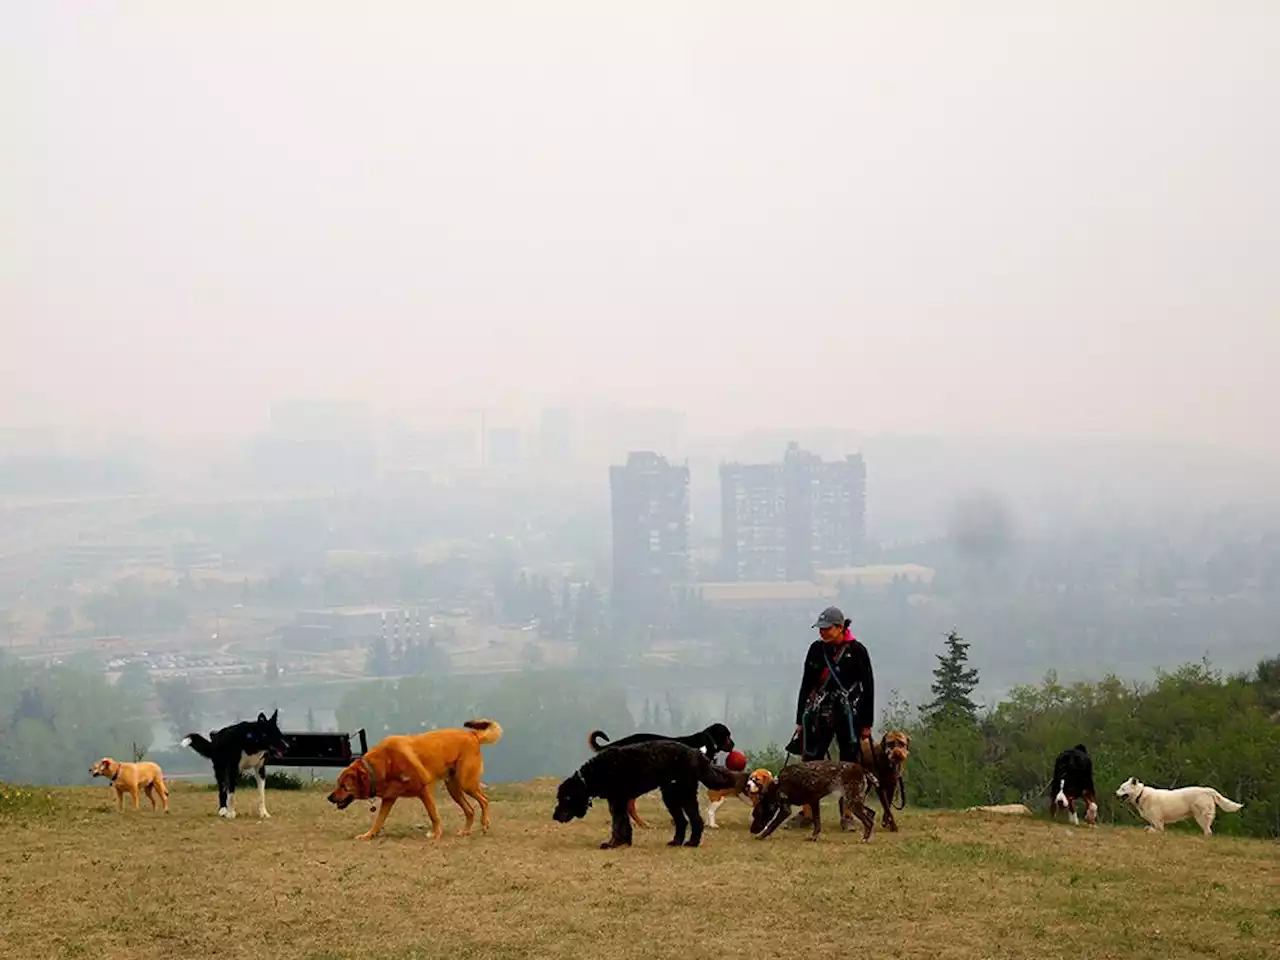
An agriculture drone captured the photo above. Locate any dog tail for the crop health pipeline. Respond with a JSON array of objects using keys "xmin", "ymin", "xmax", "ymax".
[
  {"xmin": 697, "ymin": 755, "xmax": 748, "ymax": 793},
  {"xmin": 463, "ymin": 718, "xmax": 503, "ymax": 745},
  {"xmin": 181, "ymin": 734, "xmax": 214, "ymax": 759},
  {"xmin": 587, "ymin": 729, "xmax": 610, "ymax": 752},
  {"xmin": 1210, "ymin": 790, "xmax": 1244, "ymax": 813}
]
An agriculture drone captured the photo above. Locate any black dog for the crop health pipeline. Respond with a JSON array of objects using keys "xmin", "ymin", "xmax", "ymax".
[
  {"xmin": 183, "ymin": 710, "xmax": 289, "ymax": 820},
  {"xmin": 553, "ymin": 740, "xmax": 745, "ymax": 849},
  {"xmin": 1048, "ymin": 743, "xmax": 1098, "ymax": 826},
  {"xmin": 587, "ymin": 722, "xmax": 735, "ymax": 828}
]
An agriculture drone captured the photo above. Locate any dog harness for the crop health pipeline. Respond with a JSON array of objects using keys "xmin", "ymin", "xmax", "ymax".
[{"xmin": 800, "ymin": 643, "xmax": 860, "ymax": 756}]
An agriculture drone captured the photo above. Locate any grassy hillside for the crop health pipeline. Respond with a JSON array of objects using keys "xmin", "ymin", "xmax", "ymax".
[{"xmin": 1, "ymin": 781, "xmax": 1276, "ymax": 960}]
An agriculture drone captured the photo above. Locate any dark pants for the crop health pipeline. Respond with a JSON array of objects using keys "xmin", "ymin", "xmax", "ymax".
[
  {"xmin": 799, "ymin": 699, "xmax": 859, "ymax": 823},
  {"xmin": 802, "ymin": 718, "xmax": 858, "ymax": 763},
  {"xmin": 801, "ymin": 694, "xmax": 859, "ymax": 762}
]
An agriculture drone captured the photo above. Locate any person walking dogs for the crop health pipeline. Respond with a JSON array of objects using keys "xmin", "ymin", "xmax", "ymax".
[{"xmin": 786, "ymin": 605, "xmax": 875, "ymax": 828}]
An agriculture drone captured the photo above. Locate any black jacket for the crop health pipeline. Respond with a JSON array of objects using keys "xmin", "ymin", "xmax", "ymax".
[{"xmin": 794, "ymin": 638, "xmax": 875, "ymax": 731}]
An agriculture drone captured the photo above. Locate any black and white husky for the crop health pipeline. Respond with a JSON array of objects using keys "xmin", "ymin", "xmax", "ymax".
[{"xmin": 183, "ymin": 710, "xmax": 290, "ymax": 820}]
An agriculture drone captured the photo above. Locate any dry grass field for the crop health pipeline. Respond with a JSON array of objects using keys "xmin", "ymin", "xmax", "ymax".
[{"xmin": 2, "ymin": 780, "xmax": 1276, "ymax": 960}]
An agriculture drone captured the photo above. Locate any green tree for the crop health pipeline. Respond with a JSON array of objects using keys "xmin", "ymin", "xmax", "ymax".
[
  {"xmin": 47, "ymin": 605, "xmax": 73, "ymax": 635},
  {"xmin": 155, "ymin": 678, "xmax": 202, "ymax": 741},
  {"xmin": 0, "ymin": 656, "xmax": 152, "ymax": 785},
  {"xmin": 924, "ymin": 630, "xmax": 980, "ymax": 725},
  {"xmin": 115, "ymin": 660, "xmax": 153, "ymax": 702},
  {"xmin": 366, "ymin": 636, "xmax": 392, "ymax": 677}
]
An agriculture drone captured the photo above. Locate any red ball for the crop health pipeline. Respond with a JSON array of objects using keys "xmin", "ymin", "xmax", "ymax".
[{"xmin": 725, "ymin": 750, "xmax": 748, "ymax": 772}]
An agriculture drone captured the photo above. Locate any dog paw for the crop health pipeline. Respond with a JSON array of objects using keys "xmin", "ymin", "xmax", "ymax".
[
  {"xmin": 258, "ymin": 810, "xmax": 271, "ymax": 820},
  {"xmin": 355, "ymin": 832, "xmax": 374, "ymax": 841}
]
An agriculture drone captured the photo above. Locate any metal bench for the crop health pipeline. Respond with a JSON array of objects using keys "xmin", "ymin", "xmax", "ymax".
[{"xmin": 274, "ymin": 729, "xmax": 369, "ymax": 769}]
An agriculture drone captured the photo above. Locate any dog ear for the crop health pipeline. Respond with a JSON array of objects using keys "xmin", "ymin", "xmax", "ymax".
[
  {"xmin": 257, "ymin": 712, "xmax": 268, "ymax": 722},
  {"xmin": 270, "ymin": 709, "xmax": 279, "ymax": 724}
]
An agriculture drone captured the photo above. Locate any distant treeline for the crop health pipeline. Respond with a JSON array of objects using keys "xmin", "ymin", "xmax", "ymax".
[
  {"xmin": 892, "ymin": 658, "xmax": 1280, "ymax": 838},
  {"xmin": 4, "ymin": 649, "xmax": 1277, "ymax": 839}
]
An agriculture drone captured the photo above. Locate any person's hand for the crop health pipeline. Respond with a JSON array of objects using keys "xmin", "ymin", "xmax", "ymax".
[
  {"xmin": 860, "ymin": 727, "xmax": 872, "ymax": 740},
  {"xmin": 794, "ymin": 724, "xmax": 802, "ymax": 738}
]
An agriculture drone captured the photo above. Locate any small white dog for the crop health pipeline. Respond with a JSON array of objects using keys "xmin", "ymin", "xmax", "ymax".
[{"xmin": 1115, "ymin": 776, "xmax": 1243, "ymax": 835}]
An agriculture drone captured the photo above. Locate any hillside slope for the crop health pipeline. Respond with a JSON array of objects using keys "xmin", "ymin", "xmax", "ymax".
[{"xmin": 1, "ymin": 782, "xmax": 1275, "ymax": 960}]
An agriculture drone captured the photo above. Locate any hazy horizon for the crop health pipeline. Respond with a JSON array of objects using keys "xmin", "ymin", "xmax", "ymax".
[{"xmin": 6, "ymin": 3, "xmax": 1277, "ymax": 454}]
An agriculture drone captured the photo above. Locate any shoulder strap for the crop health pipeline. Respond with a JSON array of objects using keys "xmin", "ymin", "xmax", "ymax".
[{"xmin": 817, "ymin": 643, "xmax": 852, "ymax": 693}]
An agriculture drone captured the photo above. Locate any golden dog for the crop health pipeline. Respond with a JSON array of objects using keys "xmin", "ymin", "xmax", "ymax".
[
  {"xmin": 90, "ymin": 757, "xmax": 170, "ymax": 813},
  {"xmin": 706, "ymin": 768, "xmax": 774, "ymax": 827},
  {"xmin": 326, "ymin": 718, "xmax": 502, "ymax": 841}
]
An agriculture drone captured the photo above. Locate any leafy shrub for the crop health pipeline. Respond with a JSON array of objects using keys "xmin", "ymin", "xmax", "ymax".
[{"xmin": 204, "ymin": 771, "xmax": 306, "ymax": 792}]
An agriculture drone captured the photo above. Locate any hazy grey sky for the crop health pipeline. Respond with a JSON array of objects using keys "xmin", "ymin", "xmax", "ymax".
[{"xmin": 5, "ymin": 2, "xmax": 1277, "ymax": 448}]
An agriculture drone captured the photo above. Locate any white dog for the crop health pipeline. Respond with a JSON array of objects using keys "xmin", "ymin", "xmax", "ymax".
[{"xmin": 1115, "ymin": 776, "xmax": 1243, "ymax": 835}]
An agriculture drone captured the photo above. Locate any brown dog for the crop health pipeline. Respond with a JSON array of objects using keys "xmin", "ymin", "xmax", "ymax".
[
  {"xmin": 706, "ymin": 767, "xmax": 774, "ymax": 828},
  {"xmin": 794, "ymin": 731, "xmax": 911, "ymax": 829},
  {"xmin": 326, "ymin": 719, "xmax": 502, "ymax": 841},
  {"xmin": 872, "ymin": 730, "xmax": 911, "ymax": 831},
  {"xmin": 90, "ymin": 757, "xmax": 170, "ymax": 813},
  {"xmin": 750, "ymin": 760, "xmax": 879, "ymax": 842}
]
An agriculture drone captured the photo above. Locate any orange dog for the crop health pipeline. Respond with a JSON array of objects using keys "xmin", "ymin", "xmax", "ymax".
[
  {"xmin": 326, "ymin": 719, "xmax": 502, "ymax": 841},
  {"xmin": 706, "ymin": 768, "xmax": 774, "ymax": 828},
  {"xmin": 90, "ymin": 757, "xmax": 170, "ymax": 813}
]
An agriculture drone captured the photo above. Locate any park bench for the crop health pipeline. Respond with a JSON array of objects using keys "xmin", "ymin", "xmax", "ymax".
[{"xmin": 273, "ymin": 729, "xmax": 369, "ymax": 769}]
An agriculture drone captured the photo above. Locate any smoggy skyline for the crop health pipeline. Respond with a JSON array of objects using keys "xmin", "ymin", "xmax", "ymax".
[{"xmin": 5, "ymin": 3, "xmax": 1277, "ymax": 454}]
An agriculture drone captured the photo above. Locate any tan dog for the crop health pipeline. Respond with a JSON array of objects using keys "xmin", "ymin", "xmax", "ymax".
[
  {"xmin": 706, "ymin": 767, "xmax": 774, "ymax": 827},
  {"xmin": 326, "ymin": 719, "xmax": 502, "ymax": 841},
  {"xmin": 90, "ymin": 757, "xmax": 170, "ymax": 813}
]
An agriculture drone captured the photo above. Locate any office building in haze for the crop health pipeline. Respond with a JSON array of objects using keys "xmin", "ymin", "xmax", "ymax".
[
  {"xmin": 609, "ymin": 451, "xmax": 691, "ymax": 620},
  {"xmin": 721, "ymin": 442, "xmax": 866, "ymax": 581}
]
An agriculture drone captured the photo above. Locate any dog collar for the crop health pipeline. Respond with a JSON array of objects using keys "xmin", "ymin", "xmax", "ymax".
[{"xmin": 362, "ymin": 757, "xmax": 377, "ymax": 798}]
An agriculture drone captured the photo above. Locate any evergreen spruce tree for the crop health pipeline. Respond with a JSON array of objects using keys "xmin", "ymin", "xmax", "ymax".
[{"xmin": 924, "ymin": 630, "xmax": 980, "ymax": 725}]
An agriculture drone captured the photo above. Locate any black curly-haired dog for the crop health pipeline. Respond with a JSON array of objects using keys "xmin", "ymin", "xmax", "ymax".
[
  {"xmin": 554, "ymin": 739, "xmax": 745, "ymax": 849},
  {"xmin": 586, "ymin": 722, "xmax": 735, "ymax": 828}
]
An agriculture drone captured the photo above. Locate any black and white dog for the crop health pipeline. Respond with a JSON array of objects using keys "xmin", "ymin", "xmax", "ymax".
[
  {"xmin": 1048, "ymin": 743, "xmax": 1098, "ymax": 826},
  {"xmin": 183, "ymin": 710, "xmax": 289, "ymax": 820}
]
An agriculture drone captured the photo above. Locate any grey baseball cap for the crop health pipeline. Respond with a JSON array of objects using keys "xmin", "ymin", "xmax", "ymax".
[{"xmin": 811, "ymin": 606, "xmax": 847, "ymax": 629}]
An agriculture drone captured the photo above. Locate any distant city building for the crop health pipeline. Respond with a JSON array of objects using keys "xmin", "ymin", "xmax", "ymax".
[
  {"xmin": 719, "ymin": 462, "xmax": 786, "ymax": 581},
  {"xmin": 251, "ymin": 399, "xmax": 376, "ymax": 489},
  {"xmin": 63, "ymin": 538, "xmax": 222, "ymax": 576},
  {"xmin": 538, "ymin": 407, "xmax": 574, "ymax": 463},
  {"xmin": 609, "ymin": 451, "xmax": 691, "ymax": 620},
  {"xmin": 484, "ymin": 427, "xmax": 522, "ymax": 466},
  {"xmin": 283, "ymin": 606, "xmax": 428, "ymax": 652},
  {"xmin": 720, "ymin": 442, "xmax": 866, "ymax": 581}
]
